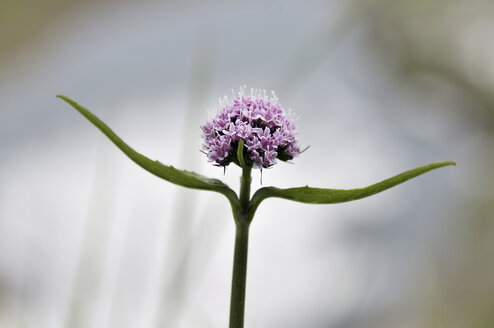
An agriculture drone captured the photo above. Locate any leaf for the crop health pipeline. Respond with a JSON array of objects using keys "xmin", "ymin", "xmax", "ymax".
[
  {"xmin": 248, "ymin": 161, "xmax": 455, "ymax": 216},
  {"xmin": 57, "ymin": 95, "xmax": 239, "ymax": 208},
  {"xmin": 237, "ymin": 139, "xmax": 246, "ymax": 168}
]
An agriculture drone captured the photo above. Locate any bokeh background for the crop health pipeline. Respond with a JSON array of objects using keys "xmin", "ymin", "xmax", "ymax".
[{"xmin": 0, "ymin": 0, "xmax": 492, "ymax": 327}]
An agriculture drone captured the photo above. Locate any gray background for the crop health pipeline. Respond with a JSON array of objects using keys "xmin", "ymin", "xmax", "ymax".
[{"xmin": 0, "ymin": 0, "xmax": 492, "ymax": 327}]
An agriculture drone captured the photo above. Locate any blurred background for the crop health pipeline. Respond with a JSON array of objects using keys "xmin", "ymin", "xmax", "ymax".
[{"xmin": 0, "ymin": 0, "xmax": 492, "ymax": 327}]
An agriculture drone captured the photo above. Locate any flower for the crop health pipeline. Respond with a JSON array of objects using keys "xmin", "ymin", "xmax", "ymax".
[{"xmin": 201, "ymin": 88, "xmax": 300, "ymax": 169}]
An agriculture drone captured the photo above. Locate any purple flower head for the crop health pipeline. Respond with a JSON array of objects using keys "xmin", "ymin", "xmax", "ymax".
[{"xmin": 201, "ymin": 87, "xmax": 300, "ymax": 169}]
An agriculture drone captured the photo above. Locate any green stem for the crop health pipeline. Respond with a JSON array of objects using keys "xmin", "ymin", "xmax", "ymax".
[
  {"xmin": 229, "ymin": 166, "xmax": 253, "ymax": 328},
  {"xmin": 239, "ymin": 166, "xmax": 252, "ymax": 210},
  {"xmin": 229, "ymin": 218, "xmax": 250, "ymax": 328}
]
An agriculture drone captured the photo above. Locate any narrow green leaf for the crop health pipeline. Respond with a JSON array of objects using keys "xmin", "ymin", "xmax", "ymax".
[
  {"xmin": 237, "ymin": 139, "xmax": 246, "ymax": 168},
  {"xmin": 57, "ymin": 95, "xmax": 239, "ymax": 208},
  {"xmin": 248, "ymin": 161, "xmax": 455, "ymax": 216}
]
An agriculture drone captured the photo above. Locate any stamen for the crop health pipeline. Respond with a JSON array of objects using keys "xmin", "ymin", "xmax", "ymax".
[
  {"xmin": 219, "ymin": 95, "xmax": 229, "ymax": 107},
  {"xmin": 239, "ymin": 85, "xmax": 246, "ymax": 97},
  {"xmin": 287, "ymin": 108, "xmax": 300, "ymax": 121},
  {"xmin": 271, "ymin": 91, "xmax": 279, "ymax": 103}
]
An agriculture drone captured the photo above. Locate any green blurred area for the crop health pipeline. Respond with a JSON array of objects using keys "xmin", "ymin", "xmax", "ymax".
[
  {"xmin": 0, "ymin": 0, "xmax": 64, "ymax": 54},
  {"xmin": 364, "ymin": 1, "xmax": 494, "ymax": 326}
]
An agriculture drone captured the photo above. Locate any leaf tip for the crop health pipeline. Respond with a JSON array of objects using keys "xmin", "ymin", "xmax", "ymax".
[
  {"xmin": 432, "ymin": 161, "xmax": 456, "ymax": 168},
  {"xmin": 56, "ymin": 94, "xmax": 72, "ymax": 104},
  {"xmin": 441, "ymin": 161, "xmax": 456, "ymax": 167}
]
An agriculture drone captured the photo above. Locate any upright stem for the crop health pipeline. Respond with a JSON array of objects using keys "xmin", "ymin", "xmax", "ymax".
[
  {"xmin": 229, "ymin": 219, "xmax": 250, "ymax": 328},
  {"xmin": 239, "ymin": 166, "xmax": 252, "ymax": 209},
  {"xmin": 229, "ymin": 166, "xmax": 252, "ymax": 328}
]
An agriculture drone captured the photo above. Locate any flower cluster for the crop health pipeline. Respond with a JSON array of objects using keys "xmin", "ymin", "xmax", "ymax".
[{"xmin": 201, "ymin": 89, "xmax": 300, "ymax": 169}]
